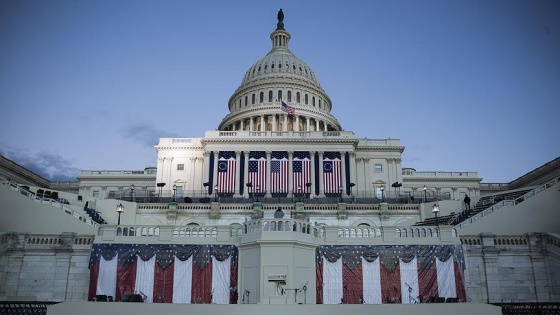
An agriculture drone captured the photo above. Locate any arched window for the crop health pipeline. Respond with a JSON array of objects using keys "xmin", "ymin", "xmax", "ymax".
[
  {"xmin": 296, "ymin": 92, "xmax": 300, "ymax": 103},
  {"xmin": 305, "ymin": 94, "xmax": 308, "ymax": 104},
  {"xmin": 278, "ymin": 90, "xmax": 282, "ymax": 102},
  {"xmin": 260, "ymin": 92, "xmax": 264, "ymax": 103},
  {"xmin": 245, "ymin": 96, "xmax": 248, "ymax": 106},
  {"xmin": 269, "ymin": 91, "xmax": 273, "ymax": 102},
  {"xmin": 312, "ymin": 96, "xmax": 315, "ymax": 106},
  {"xmin": 287, "ymin": 91, "xmax": 292, "ymax": 102},
  {"xmin": 319, "ymin": 99, "xmax": 321, "ymax": 109},
  {"xmin": 252, "ymin": 94, "xmax": 255, "ymax": 104}
]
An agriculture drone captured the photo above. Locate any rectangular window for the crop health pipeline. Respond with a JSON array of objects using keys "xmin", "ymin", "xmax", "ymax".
[
  {"xmin": 177, "ymin": 164, "xmax": 184, "ymax": 171},
  {"xmin": 459, "ymin": 192, "xmax": 466, "ymax": 199},
  {"xmin": 374, "ymin": 164, "xmax": 383, "ymax": 172},
  {"xmin": 93, "ymin": 190, "xmax": 99, "ymax": 198},
  {"xmin": 443, "ymin": 192, "xmax": 451, "ymax": 199}
]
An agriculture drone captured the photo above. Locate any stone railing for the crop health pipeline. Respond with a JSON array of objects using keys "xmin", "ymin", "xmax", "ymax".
[
  {"xmin": 95, "ymin": 221, "xmax": 459, "ymax": 245},
  {"xmin": 457, "ymin": 177, "xmax": 559, "ymax": 229},
  {"xmin": 204, "ymin": 130, "xmax": 356, "ymax": 140}
]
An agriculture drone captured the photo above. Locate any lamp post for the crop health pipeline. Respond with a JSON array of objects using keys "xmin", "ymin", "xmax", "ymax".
[
  {"xmin": 214, "ymin": 185, "xmax": 218, "ymax": 202},
  {"xmin": 157, "ymin": 183, "xmax": 166, "ymax": 202},
  {"xmin": 256, "ymin": 185, "xmax": 260, "ymax": 202},
  {"xmin": 297, "ymin": 185, "xmax": 302, "ymax": 202},
  {"xmin": 380, "ymin": 186, "xmax": 385, "ymax": 202},
  {"xmin": 339, "ymin": 185, "xmax": 343, "ymax": 202},
  {"xmin": 432, "ymin": 204, "xmax": 440, "ymax": 227},
  {"xmin": 116, "ymin": 203, "xmax": 124, "ymax": 225},
  {"xmin": 172, "ymin": 184, "xmax": 177, "ymax": 202},
  {"xmin": 306, "ymin": 182, "xmax": 312, "ymax": 202},
  {"xmin": 423, "ymin": 185, "xmax": 427, "ymax": 203},
  {"xmin": 130, "ymin": 184, "xmax": 135, "ymax": 202}
]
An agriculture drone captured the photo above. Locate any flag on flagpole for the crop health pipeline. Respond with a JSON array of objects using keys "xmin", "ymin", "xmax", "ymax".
[{"xmin": 281, "ymin": 101, "xmax": 295, "ymax": 116}]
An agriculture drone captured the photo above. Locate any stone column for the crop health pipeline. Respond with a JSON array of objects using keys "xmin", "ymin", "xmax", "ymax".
[
  {"xmin": 266, "ymin": 151, "xmax": 272, "ymax": 198},
  {"xmin": 310, "ymin": 151, "xmax": 317, "ymax": 197},
  {"xmin": 318, "ymin": 151, "xmax": 325, "ymax": 197},
  {"xmin": 244, "ymin": 151, "xmax": 250, "ymax": 197},
  {"xmin": 288, "ymin": 151, "xmax": 294, "ymax": 195},
  {"xmin": 235, "ymin": 151, "xmax": 242, "ymax": 196},
  {"xmin": 349, "ymin": 152, "xmax": 356, "ymax": 196},
  {"xmin": 212, "ymin": 151, "xmax": 218, "ymax": 190},
  {"xmin": 340, "ymin": 151, "xmax": 346, "ymax": 196}
]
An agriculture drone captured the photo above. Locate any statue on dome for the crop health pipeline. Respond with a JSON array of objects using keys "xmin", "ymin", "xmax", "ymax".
[{"xmin": 276, "ymin": 9, "xmax": 285, "ymax": 30}]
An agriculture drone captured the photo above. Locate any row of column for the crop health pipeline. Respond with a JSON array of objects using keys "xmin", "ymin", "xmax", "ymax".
[
  {"xmin": 206, "ymin": 151, "xmax": 356, "ymax": 198},
  {"xmin": 228, "ymin": 113, "xmax": 333, "ymax": 132}
]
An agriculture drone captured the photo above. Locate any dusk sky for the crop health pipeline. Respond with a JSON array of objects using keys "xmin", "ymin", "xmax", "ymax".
[{"xmin": 1, "ymin": 0, "xmax": 559, "ymax": 183}]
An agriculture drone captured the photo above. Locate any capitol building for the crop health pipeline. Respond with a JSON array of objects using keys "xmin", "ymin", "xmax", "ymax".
[{"xmin": 0, "ymin": 10, "xmax": 559, "ymax": 315}]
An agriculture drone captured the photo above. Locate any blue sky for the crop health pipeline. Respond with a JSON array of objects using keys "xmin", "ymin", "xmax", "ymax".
[{"xmin": 1, "ymin": 0, "xmax": 559, "ymax": 183}]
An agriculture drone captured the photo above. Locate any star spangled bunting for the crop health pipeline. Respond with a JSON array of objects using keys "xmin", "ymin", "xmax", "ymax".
[{"xmin": 281, "ymin": 101, "xmax": 295, "ymax": 116}]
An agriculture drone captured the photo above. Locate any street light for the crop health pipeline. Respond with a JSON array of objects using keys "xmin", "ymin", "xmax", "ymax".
[
  {"xmin": 380, "ymin": 186, "xmax": 385, "ymax": 202},
  {"xmin": 306, "ymin": 183, "xmax": 312, "ymax": 202},
  {"xmin": 157, "ymin": 183, "xmax": 166, "ymax": 202},
  {"xmin": 256, "ymin": 185, "xmax": 260, "ymax": 202},
  {"xmin": 297, "ymin": 185, "xmax": 302, "ymax": 202},
  {"xmin": 432, "ymin": 204, "xmax": 440, "ymax": 227},
  {"xmin": 339, "ymin": 185, "xmax": 343, "ymax": 202},
  {"xmin": 130, "ymin": 184, "xmax": 135, "ymax": 202},
  {"xmin": 214, "ymin": 185, "xmax": 218, "ymax": 202},
  {"xmin": 116, "ymin": 203, "xmax": 124, "ymax": 225},
  {"xmin": 172, "ymin": 184, "xmax": 177, "ymax": 202},
  {"xmin": 423, "ymin": 185, "xmax": 427, "ymax": 203}
]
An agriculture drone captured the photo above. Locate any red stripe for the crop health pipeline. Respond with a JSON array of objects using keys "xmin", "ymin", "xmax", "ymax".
[
  {"xmin": 191, "ymin": 261, "xmax": 213, "ymax": 304},
  {"xmin": 380, "ymin": 263, "xmax": 401, "ymax": 304},
  {"xmin": 418, "ymin": 260, "xmax": 438, "ymax": 303},
  {"xmin": 116, "ymin": 260, "xmax": 137, "ymax": 302},
  {"xmin": 88, "ymin": 262, "xmax": 99, "ymax": 301},
  {"xmin": 153, "ymin": 262, "xmax": 174, "ymax": 303},
  {"xmin": 342, "ymin": 261, "xmax": 363, "ymax": 304}
]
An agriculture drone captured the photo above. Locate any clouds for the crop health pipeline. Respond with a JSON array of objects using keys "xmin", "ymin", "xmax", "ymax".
[
  {"xmin": 122, "ymin": 123, "xmax": 179, "ymax": 147},
  {"xmin": 0, "ymin": 147, "xmax": 80, "ymax": 182}
]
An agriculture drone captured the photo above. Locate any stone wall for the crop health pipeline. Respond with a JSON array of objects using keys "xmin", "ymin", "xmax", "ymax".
[
  {"xmin": 0, "ymin": 233, "xmax": 94, "ymax": 301},
  {"xmin": 462, "ymin": 233, "xmax": 560, "ymax": 303},
  {"xmin": 2, "ymin": 231, "xmax": 560, "ymax": 303}
]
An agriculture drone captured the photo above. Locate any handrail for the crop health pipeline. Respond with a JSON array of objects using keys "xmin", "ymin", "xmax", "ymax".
[
  {"xmin": 457, "ymin": 177, "xmax": 559, "ymax": 229},
  {"xmin": 1, "ymin": 180, "xmax": 99, "ymax": 228}
]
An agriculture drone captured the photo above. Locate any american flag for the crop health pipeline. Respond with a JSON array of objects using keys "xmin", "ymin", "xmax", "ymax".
[
  {"xmin": 323, "ymin": 152, "xmax": 342, "ymax": 194},
  {"xmin": 281, "ymin": 101, "xmax": 295, "ymax": 116},
  {"xmin": 248, "ymin": 151, "xmax": 267, "ymax": 194},
  {"xmin": 217, "ymin": 151, "xmax": 236, "ymax": 194},
  {"xmin": 270, "ymin": 152, "xmax": 289, "ymax": 194},
  {"xmin": 293, "ymin": 151, "xmax": 311, "ymax": 193}
]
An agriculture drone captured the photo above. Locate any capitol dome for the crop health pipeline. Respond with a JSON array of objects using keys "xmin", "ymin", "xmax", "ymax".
[{"xmin": 218, "ymin": 10, "xmax": 341, "ymax": 132}]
